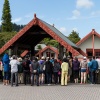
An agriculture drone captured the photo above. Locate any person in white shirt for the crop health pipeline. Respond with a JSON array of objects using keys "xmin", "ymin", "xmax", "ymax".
[{"xmin": 10, "ymin": 55, "xmax": 19, "ymax": 87}]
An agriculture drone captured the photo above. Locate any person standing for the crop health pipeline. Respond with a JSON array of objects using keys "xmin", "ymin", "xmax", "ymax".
[
  {"xmin": 18, "ymin": 57, "xmax": 23, "ymax": 84},
  {"xmin": 89, "ymin": 56, "xmax": 98, "ymax": 84},
  {"xmin": 45, "ymin": 57, "xmax": 53, "ymax": 85},
  {"xmin": 22, "ymin": 56, "xmax": 31, "ymax": 85},
  {"xmin": 2, "ymin": 53, "xmax": 10, "ymax": 85},
  {"xmin": 0, "ymin": 59, "xmax": 3, "ymax": 82},
  {"xmin": 80, "ymin": 57, "xmax": 88, "ymax": 84},
  {"xmin": 38, "ymin": 56, "xmax": 46, "ymax": 85},
  {"xmin": 30, "ymin": 57, "xmax": 40, "ymax": 86},
  {"xmin": 88, "ymin": 58, "xmax": 92, "ymax": 83},
  {"xmin": 10, "ymin": 55, "xmax": 19, "ymax": 87},
  {"xmin": 72, "ymin": 57, "xmax": 80, "ymax": 83},
  {"xmin": 61, "ymin": 58, "xmax": 69, "ymax": 86},
  {"xmin": 53, "ymin": 59, "xmax": 60, "ymax": 84},
  {"xmin": 96, "ymin": 57, "xmax": 100, "ymax": 83}
]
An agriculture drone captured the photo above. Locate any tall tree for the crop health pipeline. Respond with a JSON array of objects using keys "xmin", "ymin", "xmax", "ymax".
[
  {"xmin": 1, "ymin": 0, "xmax": 12, "ymax": 32},
  {"xmin": 68, "ymin": 30, "xmax": 81, "ymax": 44}
]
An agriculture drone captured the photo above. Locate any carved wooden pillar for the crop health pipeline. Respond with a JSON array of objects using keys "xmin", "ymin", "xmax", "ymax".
[
  {"xmin": 13, "ymin": 45, "xmax": 18, "ymax": 55},
  {"xmin": 92, "ymin": 34, "xmax": 95, "ymax": 56},
  {"xmin": 38, "ymin": 51, "xmax": 42, "ymax": 59},
  {"xmin": 69, "ymin": 51, "xmax": 72, "ymax": 57},
  {"xmin": 58, "ymin": 43, "xmax": 64, "ymax": 60},
  {"xmin": 8, "ymin": 49, "xmax": 12, "ymax": 57},
  {"xmin": 31, "ymin": 46, "xmax": 35, "ymax": 57}
]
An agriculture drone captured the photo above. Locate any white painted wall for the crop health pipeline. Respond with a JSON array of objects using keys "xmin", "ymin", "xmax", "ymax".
[{"xmin": 78, "ymin": 36, "xmax": 100, "ymax": 53}]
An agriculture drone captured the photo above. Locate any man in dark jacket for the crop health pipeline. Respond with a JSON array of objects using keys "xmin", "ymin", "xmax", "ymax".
[
  {"xmin": 22, "ymin": 56, "xmax": 31, "ymax": 85},
  {"xmin": 30, "ymin": 57, "xmax": 40, "ymax": 86},
  {"xmin": 72, "ymin": 57, "xmax": 80, "ymax": 83},
  {"xmin": 89, "ymin": 56, "xmax": 98, "ymax": 84},
  {"xmin": 45, "ymin": 57, "xmax": 53, "ymax": 85}
]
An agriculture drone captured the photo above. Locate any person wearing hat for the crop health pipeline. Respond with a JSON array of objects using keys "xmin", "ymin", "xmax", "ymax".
[
  {"xmin": 38, "ymin": 56, "xmax": 46, "ymax": 85},
  {"xmin": 10, "ymin": 55, "xmax": 20, "ymax": 87},
  {"xmin": 18, "ymin": 57, "xmax": 23, "ymax": 84},
  {"xmin": 80, "ymin": 57, "xmax": 88, "ymax": 84}
]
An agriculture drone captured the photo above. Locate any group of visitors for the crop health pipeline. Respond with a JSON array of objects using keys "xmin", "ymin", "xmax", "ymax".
[{"xmin": 0, "ymin": 52, "xmax": 100, "ymax": 87}]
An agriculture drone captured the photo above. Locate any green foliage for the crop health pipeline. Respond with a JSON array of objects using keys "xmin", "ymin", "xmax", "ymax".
[
  {"xmin": 37, "ymin": 45, "xmax": 42, "ymax": 50},
  {"xmin": 41, "ymin": 38, "xmax": 59, "ymax": 48},
  {"xmin": 1, "ymin": 0, "xmax": 12, "ymax": 32},
  {"xmin": 12, "ymin": 23, "xmax": 25, "ymax": 32},
  {"xmin": 0, "ymin": 32, "xmax": 17, "ymax": 48},
  {"xmin": 68, "ymin": 30, "xmax": 81, "ymax": 44}
]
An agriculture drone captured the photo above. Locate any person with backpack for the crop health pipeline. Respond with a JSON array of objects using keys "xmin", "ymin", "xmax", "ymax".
[
  {"xmin": 22, "ymin": 56, "xmax": 31, "ymax": 85},
  {"xmin": 30, "ymin": 57, "xmax": 40, "ymax": 86},
  {"xmin": 10, "ymin": 55, "xmax": 20, "ymax": 87},
  {"xmin": 72, "ymin": 57, "xmax": 80, "ymax": 83},
  {"xmin": 45, "ymin": 57, "xmax": 53, "ymax": 85},
  {"xmin": 2, "ymin": 53, "xmax": 10, "ymax": 85},
  {"xmin": 80, "ymin": 57, "xmax": 88, "ymax": 84},
  {"xmin": 61, "ymin": 58, "xmax": 69, "ymax": 86},
  {"xmin": 18, "ymin": 57, "xmax": 23, "ymax": 84},
  {"xmin": 89, "ymin": 56, "xmax": 98, "ymax": 84},
  {"xmin": 53, "ymin": 59, "xmax": 60, "ymax": 84},
  {"xmin": 38, "ymin": 56, "xmax": 46, "ymax": 85}
]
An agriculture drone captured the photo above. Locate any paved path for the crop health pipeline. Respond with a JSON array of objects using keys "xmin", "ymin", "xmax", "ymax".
[{"xmin": 0, "ymin": 83, "xmax": 100, "ymax": 100}]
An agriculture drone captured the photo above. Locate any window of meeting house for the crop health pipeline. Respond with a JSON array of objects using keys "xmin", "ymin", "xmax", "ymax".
[
  {"xmin": 51, "ymin": 53, "xmax": 55, "ymax": 58},
  {"xmin": 87, "ymin": 52, "xmax": 93, "ymax": 57},
  {"xmin": 95, "ymin": 52, "xmax": 100, "ymax": 57},
  {"xmin": 46, "ymin": 52, "xmax": 50, "ymax": 57}
]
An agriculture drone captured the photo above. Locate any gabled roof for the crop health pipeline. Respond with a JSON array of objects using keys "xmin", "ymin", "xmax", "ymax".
[
  {"xmin": 35, "ymin": 46, "xmax": 59, "ymax": 56},
  {"xmin": 0, "ymin": 14, "xmax": 80, "ymax": 56},
  {"xmin": 76, "ymin": 29, "xmax": 100, "ymax": 46},
  {"xmin": 40, "ymin": 19, "xmax": 78, "ymax": 48}
]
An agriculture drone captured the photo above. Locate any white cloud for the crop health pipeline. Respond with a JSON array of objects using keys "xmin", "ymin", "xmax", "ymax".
[
  {"xmin": 91, "ymin": 11, "xmax": 100, "ymax": 16},
  {"xmin": 68, "ymin": 10, "xmax": 80, "ymax": 20},
  {"xmin": 76, "ymin": 0, "xmax": 94, "ymax": 9},
  {"xmin": 12, "ymin": 17, "xmax": 22, "ymax": 23},
  {"xmin": 59, "ymin": 27, "xmax": 67, "ymax": 33}
]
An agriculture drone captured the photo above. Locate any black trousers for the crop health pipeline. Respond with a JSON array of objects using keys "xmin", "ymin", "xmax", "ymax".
[
  {"xmin": 53, "ymin": 72, "xmax": 58, "ymax": 84},
  {"xmin": 0, "ymin": 71, "xmax": 3, "ymax": 81},
  {"xmin": 23, "ymin": 70, "xmax": 30, "ymax": 85}
]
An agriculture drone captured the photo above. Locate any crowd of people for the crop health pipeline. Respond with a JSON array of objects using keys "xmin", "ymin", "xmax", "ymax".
[{"xmin": 0, "ymin": 52, "xmax": 100, "ymax": 87}]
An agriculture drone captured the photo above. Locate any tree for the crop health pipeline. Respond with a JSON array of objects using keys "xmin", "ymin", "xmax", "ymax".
[
  {"xmin": 37, "ymin": 45, "xmax": 42, "ymax": 50},
  {"xmin": 68, "ymin": 30, "xmax": 81, "ymax": 44},
  {"xmin": 1, "ymin": 0, "xmax": 12, "ymax": 32},
  {"xmin": 41, "ymin": 38, "xmax": 59, "ymax": 48}
]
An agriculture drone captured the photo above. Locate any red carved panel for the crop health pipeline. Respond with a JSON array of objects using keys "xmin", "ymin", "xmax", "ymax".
[
  {"xmin": 35, "ymin": 46, "xmax": 59, "ymax": 56},
  {"xmin": 20, "ymin": 50, "xmax": 29, "ymax": 57}
]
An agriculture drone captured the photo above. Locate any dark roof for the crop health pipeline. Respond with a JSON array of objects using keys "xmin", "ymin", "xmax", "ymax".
[{"xmin": 40, "ymin": 19, "xmax": 78, "ymax": 49}]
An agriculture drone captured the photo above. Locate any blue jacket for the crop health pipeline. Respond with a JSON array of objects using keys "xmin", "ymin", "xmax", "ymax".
[
  {"xmin": 2, "ymin": 53, "xmax": 10, "ymax": 72},
  {"xmin": 89, "ymin": 60, "xmax": 98, "ymax": 71}
]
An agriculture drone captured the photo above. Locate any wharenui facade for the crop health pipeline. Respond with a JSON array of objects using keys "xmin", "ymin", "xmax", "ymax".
[
  {"xmin": 0, "ymin": 14, "xmax": 84, "ymax": 59},
  {"xmin": 76, "ymin": 29, "xmax": 100, "ymax": 57}
]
